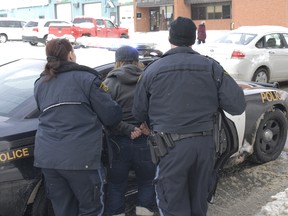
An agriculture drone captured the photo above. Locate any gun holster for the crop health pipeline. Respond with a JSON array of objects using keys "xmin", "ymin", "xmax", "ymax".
[{"xmin": 147, "ymin": 132, "xmax": 175, "ymax": 164}]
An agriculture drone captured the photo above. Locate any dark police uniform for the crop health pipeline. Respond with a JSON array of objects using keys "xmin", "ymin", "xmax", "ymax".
[
  {"xmin": 34, "ymin": 62, "xmax": 122, "ymax": 216},
  {"xmin": 132, "ymin": 46, "xmax": 246, "ymax": 216}
]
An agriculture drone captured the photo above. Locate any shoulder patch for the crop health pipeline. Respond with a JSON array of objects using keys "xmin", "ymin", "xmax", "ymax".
[
  {"xmin": 100, "ymin": 82, "xmax": 109, "ymax": 92},
  {"xmin": 137, "ymin": 74, "xmax": 142, "ymax": 82},
  {"xmin": 224, "ymin": 70, "xmax": 230, "ymax": 76},
  {"xmin": 205, "ymin": 55, "xmax": 221, "ymax": 65}
]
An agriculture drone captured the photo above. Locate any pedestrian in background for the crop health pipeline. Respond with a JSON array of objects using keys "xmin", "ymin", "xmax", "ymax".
[
  {"xmin": 104, "ymin": 45, "xmax": 156, "ymax": 216},
  {"xmin": 34, "ymin": 38, "xmax": 122, "ymax": 216},
  {"xmin": 132, "ymin": 17, "xmax": 246, "ymax": 216},
  {"xmin": 197, "ymin": 20, "xmax": 206, "ymax": 44}
]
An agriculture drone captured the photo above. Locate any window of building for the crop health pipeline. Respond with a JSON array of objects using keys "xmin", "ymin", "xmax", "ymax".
[
  {"xmin": 192, "ymin": 6, "xmax": 206, "ymax": 20},
  {"xmin": 192, "ymin": 3, "xmax": 231, "ymax": 20},
  {"xmin": 159, "ymin": 5, "xmax": 173, "ymax": 30},
  {"xmin": 223, "ymin": 5, "xmax": 231, "ymax": 18}
]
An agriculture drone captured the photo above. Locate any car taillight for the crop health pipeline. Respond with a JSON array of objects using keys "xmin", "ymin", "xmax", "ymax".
[
  {"xmin": 231, "ymin": 51, "xmax": 245, "ymax": 58},
  {"xmin": 32, "ymin": 28, "xmax": 39, "ymax": 32}
]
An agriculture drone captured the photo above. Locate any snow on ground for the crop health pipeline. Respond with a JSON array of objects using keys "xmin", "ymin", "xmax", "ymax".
[{"xmin": 256, "ymin": 188, "xmax": 288, "ymax": 216}]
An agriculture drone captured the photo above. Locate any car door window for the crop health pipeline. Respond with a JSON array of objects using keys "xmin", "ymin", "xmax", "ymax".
[
  {"xmin": 256, "ymin": 37, "xmax": 265, "ymax": 48},
  {"xmin": 282, "ymin": 33, "xmax": 288, "ymax": 47},
  {"xmin": 96, "ymin": 19, "xmax": 105, "ymax": 28},
  {"xmin": 105, "ymin": 20, "xmax": 115, "ymax": 28},
  {"xmin": 265, "ymin": 34, "xmax": 284, "ymax": 48}
]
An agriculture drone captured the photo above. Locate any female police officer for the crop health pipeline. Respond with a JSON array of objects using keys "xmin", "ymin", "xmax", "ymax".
[{"xmin": 34, "ymin": 38, "xmax": 122, "ymax": 216}]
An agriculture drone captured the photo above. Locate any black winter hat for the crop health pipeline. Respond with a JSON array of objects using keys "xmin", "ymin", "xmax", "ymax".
[
  {"xmin": 115, "ymin": 45, "xmax": 139, "ymax": 62},
  {"xmin": 169, "ymin": 16, "xmax": 197, "ymax": 46}
]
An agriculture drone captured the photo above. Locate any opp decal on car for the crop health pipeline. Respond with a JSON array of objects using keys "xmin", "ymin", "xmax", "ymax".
[
  {"xmin": 261, "ymin": 91, "xmax": 283, "ymax": 103},
  {"xmin": 0, "ymin": 147, "xmax": 32, "ymax": 163}
]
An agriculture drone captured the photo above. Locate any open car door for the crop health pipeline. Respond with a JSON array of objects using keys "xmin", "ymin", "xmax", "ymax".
[{"xmin": 208, "ymin": 110, "xmax": 239, "ymax": 203}]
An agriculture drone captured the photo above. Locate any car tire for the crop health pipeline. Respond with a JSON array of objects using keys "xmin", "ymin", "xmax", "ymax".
[
  {"xmin": 29, "ymin": 41, "xmax": 38, "ymax": 46},
  {"xmin": 252, "ymin": 68, "xmax": 269, "ymax": 83},
  {"xmin": 250, "ymin": 109, "xmax": 287, "ymax": 163},
  {"xmin": 120, "ymin": 34, "xmax": 129, "ymax": 39},
  {"xmin": 43, "ymin": 35, "xmax": 48, "ymax": 45},
  {"xmin": 32, "ymin": 184, "xmax": 55, "ymax": 216},
  {"xmin": 0, "ymin": 34, "xmax": 7, "ymax": 43}
]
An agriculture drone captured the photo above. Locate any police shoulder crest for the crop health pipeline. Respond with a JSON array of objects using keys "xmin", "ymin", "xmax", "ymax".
[
  {"xmin": 137, "ymin": 74, "xmax": 142, "ymax": 82},
  {"xmin": 100, "ymin": 82, "xmax": 109, "ymax": 92}
]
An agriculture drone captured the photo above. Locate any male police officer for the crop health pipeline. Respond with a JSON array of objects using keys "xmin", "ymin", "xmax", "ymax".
[{"xmin": 132, "ymin": 17, "xmax": 246, "ymax": 216}]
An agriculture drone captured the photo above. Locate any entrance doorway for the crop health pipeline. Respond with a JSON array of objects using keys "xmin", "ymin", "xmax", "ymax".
[{"xmin": 150, "ymin": 8, "xmax": 159, "ymax": 31}]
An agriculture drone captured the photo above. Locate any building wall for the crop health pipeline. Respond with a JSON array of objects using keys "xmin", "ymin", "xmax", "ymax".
[
  {"xmin": 0, "ymin": 0, "xmax": 111, "ymax": 21},
  {"xmin": 1, "ymin": 0, "xmax": 288, "ymax": 32},
  {"xmin": 232, "ymin": 0, "xmax": 288, "ymax": 29},
  {"xmin": 173, "ymin": 0, "xmax": 190, "ymax": 18},
  {"xmin": 134, "ymin": 7, "xmax": 150, "ymax": 32},
  {"xmin": 194, "ymin": 19, "xmax": 232, "ymax": 30}
]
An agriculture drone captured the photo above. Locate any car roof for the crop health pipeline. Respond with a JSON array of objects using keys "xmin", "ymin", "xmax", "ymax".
[
  {"xmin": 233, "ymin": 25, "xmax": 288, "ymax": 34},
  {"xmin": 26, "ymin": 19, "xmax": 69, "ymax": 23},
  {"xmin": 0, "ymin": 18, "xmax": 26, "ymax": 21}
]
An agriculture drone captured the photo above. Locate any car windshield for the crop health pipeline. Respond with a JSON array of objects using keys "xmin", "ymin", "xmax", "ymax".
[
  {"xmin": 216, "ymin": 32, "xmax": 257, "ymax": 45},
  {"xmin": 0, "ymin": 59, "xmax": 44, "ymax": 117}
]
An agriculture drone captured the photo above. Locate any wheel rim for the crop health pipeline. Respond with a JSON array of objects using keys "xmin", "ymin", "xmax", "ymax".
[
  {"xmin": 255, "ymin": 71, "xmax": 268, "ymax": 83},
  {"xmin": 259, "ymin": 119, "xmax": 281, "ymax": 154}
]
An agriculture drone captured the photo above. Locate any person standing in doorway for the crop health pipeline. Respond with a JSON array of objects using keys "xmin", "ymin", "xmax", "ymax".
[
  {"xmin": 132, "ymin": 17, "xmax": 246, "ymax": 216},
  {"xmin": 104, "ymin": 45, "xmax": 156, "ymax": 216},
  {"xmin": 197, "ymin": 21, "xmax": 207, "ymax": 44},
  {"xmin": 34, "ymin": 38, "xmax": 122, "ymax": 216}
]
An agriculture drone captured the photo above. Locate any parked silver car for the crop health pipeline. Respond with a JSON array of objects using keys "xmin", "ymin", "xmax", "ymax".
[
  {"xmin": 0, "ymin": 18, "xmax": 26, "ymax": 43},
  {"xmin": 194, "ymin": 25, "xmax": 288, "ymax": 83}
]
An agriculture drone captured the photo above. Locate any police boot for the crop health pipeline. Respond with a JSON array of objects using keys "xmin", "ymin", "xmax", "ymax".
[{"xmin": 136, "ymin": 206, "xmax": 154, "ymax": 216}]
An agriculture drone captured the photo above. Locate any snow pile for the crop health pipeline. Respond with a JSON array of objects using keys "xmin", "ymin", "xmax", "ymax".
[{"xmin": 256, "ymin": 188, "xmax": 288, "ymax": 216}]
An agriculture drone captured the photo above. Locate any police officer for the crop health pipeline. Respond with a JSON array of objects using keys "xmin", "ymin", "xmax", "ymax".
[
  {"xmin": 34, "ymin": 38, "xmax": 122, "ymax": 216},
  {"xmin": 132, "ymin": 17, "xmax": 246, "ymax": 216}
]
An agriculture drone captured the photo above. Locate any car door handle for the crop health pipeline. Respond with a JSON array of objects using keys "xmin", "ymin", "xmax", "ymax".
[
  {"xmin": 210, "ymin": 49, "xmax": 214, "ymax": 52},
  {"xmin": 268, "ymin": 51, "xmax": 275, "ymax": 54}
]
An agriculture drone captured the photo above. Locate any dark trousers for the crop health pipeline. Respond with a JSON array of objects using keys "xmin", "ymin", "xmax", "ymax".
[
  {"xmin": 107, "ymin": 135, "xmax": 156, "ymax": 215},
  {"xmin": 155, "ymin": 135, "xmax": 215, "ymax": 216},
  {"xmin": 42, "ymin": 168, "xmax": 105, "ymax": 216}
]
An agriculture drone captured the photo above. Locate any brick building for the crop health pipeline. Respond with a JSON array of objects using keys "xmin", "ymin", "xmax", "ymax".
[
  {"xmin": 135, "ymin": 0, "xmax": 288, "ymax": 32},
  {"xmin": 0, "ymin": 0, "xmax": 287, "ymax": 33}
]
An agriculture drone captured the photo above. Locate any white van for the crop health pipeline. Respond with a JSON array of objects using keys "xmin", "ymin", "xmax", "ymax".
[{"xmin": 0, "ymin": 18, "xmax": 26, "ymax": 43}]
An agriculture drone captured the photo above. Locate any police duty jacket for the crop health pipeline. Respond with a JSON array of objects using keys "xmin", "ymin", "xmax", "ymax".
[
  {"xmin": 132, "ymin": 46, "xmax": 246, "ymax": 134},
  {"xmin": 104, "ymin": 64, "xmax": 143, "ymax": 137},
  {"xmin": 34, "ymin": 61, "xmax": 122, "ymax": 170}
]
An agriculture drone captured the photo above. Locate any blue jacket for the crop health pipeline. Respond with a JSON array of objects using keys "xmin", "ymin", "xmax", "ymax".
[
  {"xmin": 34, "ymin": 61, "xmax": 122, "ymax": 170},
  {"xmin": 132, "ymin": 46, "xmax": 246, "ymax": 133}
]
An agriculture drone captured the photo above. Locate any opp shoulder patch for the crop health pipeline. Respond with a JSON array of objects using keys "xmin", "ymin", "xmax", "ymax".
[
  {"xmin": 100, "ymin": 82, "xmax": 109, "ymax": 92},
  {"xmin": 137, "ymin": 74, "xmax": 142, "ymax": 82}
]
